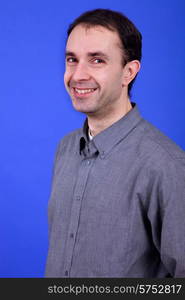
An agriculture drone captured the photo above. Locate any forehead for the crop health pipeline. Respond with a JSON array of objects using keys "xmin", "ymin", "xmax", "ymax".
[{"xmin": 66, "ymin": 25, "xmax": 122, "ymax": 53}]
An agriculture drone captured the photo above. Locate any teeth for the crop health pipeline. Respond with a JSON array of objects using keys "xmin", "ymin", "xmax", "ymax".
[{"xmin": 74, "ymin": 88, "xmax": 95, "ymax": 94}]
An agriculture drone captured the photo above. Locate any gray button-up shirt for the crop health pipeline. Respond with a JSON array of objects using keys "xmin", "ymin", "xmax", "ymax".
[{"xmin": 45, "ymin": 104, "xmax": 185, "ymax": 278}]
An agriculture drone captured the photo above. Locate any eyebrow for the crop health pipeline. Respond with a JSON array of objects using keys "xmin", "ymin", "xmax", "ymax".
[
  {"xmin": 65, "ymin": 51, "xmax": 75, "ymax": 57},
  {"xmin": 65, "ymin": 51, "xmax": 109, "ymax": 60}
]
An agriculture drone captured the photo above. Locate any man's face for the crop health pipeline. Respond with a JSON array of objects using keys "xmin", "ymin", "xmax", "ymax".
[{"xmin": 64, "ymin": 25, "xmax": 126, "ymax": 117}]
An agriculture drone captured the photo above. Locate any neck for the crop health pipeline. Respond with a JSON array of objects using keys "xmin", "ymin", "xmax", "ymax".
[{"xmin": 87, "ymin": 97, "xmax": 132, "ymax": 137}]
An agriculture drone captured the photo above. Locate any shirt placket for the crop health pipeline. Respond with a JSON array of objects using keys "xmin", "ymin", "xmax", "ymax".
[{"xmin": 63, "ymin": 151, "xmax": 96, "ymax": 277}]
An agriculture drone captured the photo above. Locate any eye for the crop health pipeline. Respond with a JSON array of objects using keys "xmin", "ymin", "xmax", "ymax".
[
  {"xmin": 93, "ymin": 58, "xmax": 105, "ymax": 64},
  {"xmin": 66, "ymin": 57, "xmax": 77, "ymax": 63}
]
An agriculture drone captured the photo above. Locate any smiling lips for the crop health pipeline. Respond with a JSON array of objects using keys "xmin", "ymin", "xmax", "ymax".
[{"xmin": 72, "ymin": 87, "xmax": 97, "ymax": 96}]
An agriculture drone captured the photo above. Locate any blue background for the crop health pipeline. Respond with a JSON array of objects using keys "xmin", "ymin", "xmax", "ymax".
[{"xmin": 0, "ymin": 0, "xmax": 185, "ymax": 277}]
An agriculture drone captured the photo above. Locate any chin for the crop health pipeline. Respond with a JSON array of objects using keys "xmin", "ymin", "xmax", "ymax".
[
  {"xmin": 74, "ymin": 107, "xmax": 97, "ymax": 115},
  {"xmin": 72, "ymin": 102, "xmax": 97, "ymax": 114},
  {"xmin": 74, "ymin": 107, "xmax": 93, "ymax": 114}
]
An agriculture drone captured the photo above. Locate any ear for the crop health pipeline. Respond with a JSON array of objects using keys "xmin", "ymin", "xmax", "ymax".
[{"xmin": 122, "ymin": 60, "xmax": 141, "ymax": 86}]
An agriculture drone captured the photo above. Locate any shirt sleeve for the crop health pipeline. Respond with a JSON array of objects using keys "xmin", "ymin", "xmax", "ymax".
[
  {"xmin": 47, "ymin": 140, "xmax": 63, "ymax": 237},
  {"xmin": 148, "ymin": 157, "xmax": 185, "ymax": 277}
]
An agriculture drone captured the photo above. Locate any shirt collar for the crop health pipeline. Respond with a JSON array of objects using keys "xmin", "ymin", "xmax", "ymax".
[{"xmin": 79, "ymin": 103, "xmax": 143, "ymax": 158}]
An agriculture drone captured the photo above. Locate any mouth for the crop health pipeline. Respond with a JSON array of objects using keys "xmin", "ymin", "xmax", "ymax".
[{"xmin": 71, "ymin": 87, "xmax": 98, "ymax": 98}]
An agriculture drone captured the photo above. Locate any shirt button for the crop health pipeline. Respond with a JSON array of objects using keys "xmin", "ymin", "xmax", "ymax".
[
  {"xmin": 65, "ymin": 270, "xmax": 68, "ymax": 276},
  {"xmin": 70, "ymin": 233, "xmax": 74, "ymax": 238},
  {"xmin": 100, "ymin": 151, "xmax": 105, "ymax": 159}
]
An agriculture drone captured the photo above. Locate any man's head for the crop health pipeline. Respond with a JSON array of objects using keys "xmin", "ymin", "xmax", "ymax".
[{"xmin": 64, "ymin": 9, "xmax": 142, "ymax": 117}]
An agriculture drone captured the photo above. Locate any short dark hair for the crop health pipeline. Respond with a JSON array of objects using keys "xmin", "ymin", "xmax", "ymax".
[{"xmin": 67, "ymin": 9, "xmax": 142, "ymax": 97}]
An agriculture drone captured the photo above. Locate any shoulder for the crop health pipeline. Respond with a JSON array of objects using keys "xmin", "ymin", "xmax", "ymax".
[
  {"xmin": 140, "ymin": 120, "xmax": 185, "ymax": 160},
  {"xmin": 137, "ymin": 119, "xmax": 185, "ymax": 167},
  {"xmin": 136, "ymin": 119, "xmax": 185, "ymax": 208},
  {"xmin": 54, "ymin": 128, "xmax": 82, "ymax": 160},
  {"xmin": 59, "ymin": 128, "xmax": 82, "ymax": 146}
]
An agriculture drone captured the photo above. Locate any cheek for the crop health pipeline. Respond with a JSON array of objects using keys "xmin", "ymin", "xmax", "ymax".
[
  {"xmin": 99, "ymin": 72, "xmax": 119, "ymax": 90},
  {"xmin": 110, "ymin": 69, "xmax": 124, "ymax": 88},
  {"xmin": 64, "ymin": 68, "xmax": 72, "ymax": 84}
]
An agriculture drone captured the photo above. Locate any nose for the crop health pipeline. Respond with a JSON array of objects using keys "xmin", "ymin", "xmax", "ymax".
[{"xmin": 72, "ymin": 62, "xmax": 91, "ymax": 82}]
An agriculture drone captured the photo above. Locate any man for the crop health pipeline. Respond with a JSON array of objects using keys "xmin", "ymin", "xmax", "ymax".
[{"xmin": 45, "ymin": 9, "xmax": 185, "ymax": 277}]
